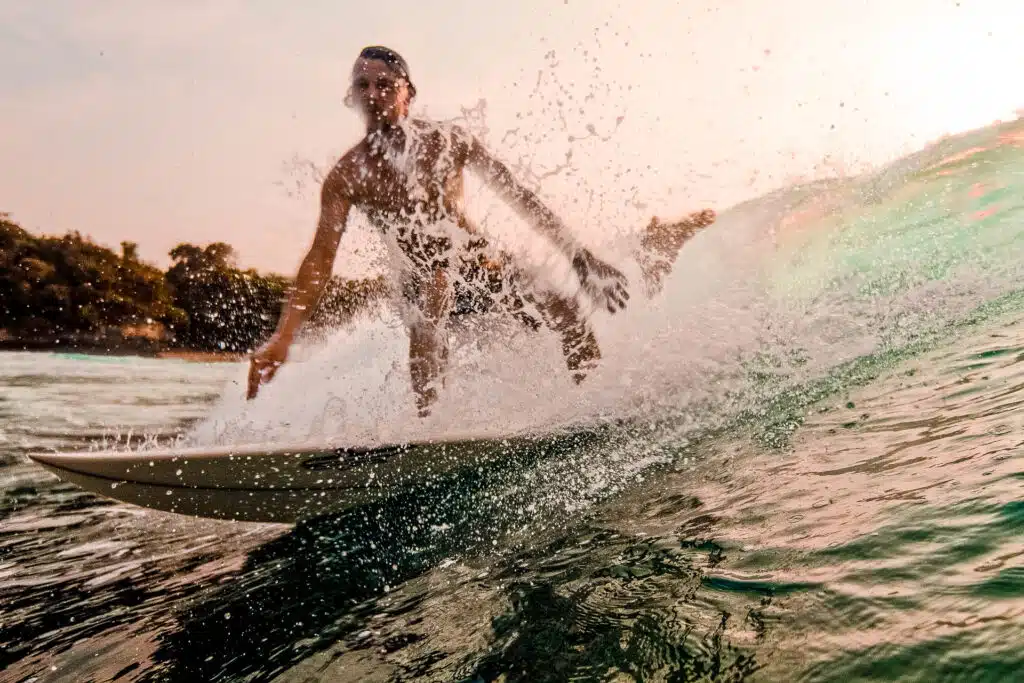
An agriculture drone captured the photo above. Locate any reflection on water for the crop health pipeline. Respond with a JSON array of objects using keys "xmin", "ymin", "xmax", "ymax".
[
  {"xmin": 3, "ymin": 308, "xmax": 1024, "ymax": 682},
  {"xmin": 5, "ymin": 120, "xmax": 1024, "ymax": 681}
]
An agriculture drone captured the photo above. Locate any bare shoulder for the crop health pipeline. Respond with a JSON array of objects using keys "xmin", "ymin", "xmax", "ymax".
[
  {"xmin": 447, "ymin": 122, "xmax": 478, "ymax": 158},
  {"xmin": 410, "ymin": 118, "xmax": 477, "ymax": 160},
  {"xmin": 322, "ymin": 143, "xmax": 369, "ymax": 202}
]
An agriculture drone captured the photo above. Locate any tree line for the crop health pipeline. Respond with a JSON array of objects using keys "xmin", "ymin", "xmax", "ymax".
[{"xmin": 0, "ymin": 214, "xmax": 383, "ymax": 353}]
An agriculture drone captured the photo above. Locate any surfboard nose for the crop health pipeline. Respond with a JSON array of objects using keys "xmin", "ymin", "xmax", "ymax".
[
  {"xmin": 28, "ymin": 449, "xmax": 153, "ymax": 481},
  {"xmin": 29, "ymin": 451, "xmax": 73, "ymax": 469},
  {"xmin": 29, "ymin": 451, "xmax": 108, "ymax": 482}
]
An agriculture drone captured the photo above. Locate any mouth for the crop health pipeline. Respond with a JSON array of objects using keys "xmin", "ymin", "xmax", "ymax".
[{"xmin": 363, "ymin": 103, "xmax": 391, "ymax": 119}]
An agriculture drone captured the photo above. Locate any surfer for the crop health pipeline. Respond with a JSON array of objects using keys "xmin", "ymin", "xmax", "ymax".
[{"xmin": 247, "ymin": 45, "xmax": 714, "ymax": 415}]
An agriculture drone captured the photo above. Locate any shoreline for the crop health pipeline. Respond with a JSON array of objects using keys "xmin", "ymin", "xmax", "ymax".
[
  {"xmin": 0, "ymin": 342, "xmax": 245, "ymax": 363},
  {"xmin": 156, "ymin": 349, "xmax": 246, "ymax": 363}
]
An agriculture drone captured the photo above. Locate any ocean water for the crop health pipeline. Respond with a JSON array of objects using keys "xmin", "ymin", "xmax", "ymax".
[{"xmin": 2, "ymin": 117, "xmax": 1024, "ymax": 682}]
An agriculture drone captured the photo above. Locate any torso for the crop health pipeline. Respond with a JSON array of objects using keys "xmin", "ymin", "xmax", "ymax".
[{"xmin": 337, "ymin": 119, "xmax": 481, "ymax": 271}]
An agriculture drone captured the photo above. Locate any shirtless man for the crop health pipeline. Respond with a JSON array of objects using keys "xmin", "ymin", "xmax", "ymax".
[{"xmin": 248, "ymin": 45, "xmax": 712, "ymax": 415}]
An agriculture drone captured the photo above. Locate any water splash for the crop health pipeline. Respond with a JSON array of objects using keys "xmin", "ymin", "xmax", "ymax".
[{"xmin": 189, "ymin": 118, "xmax": 1024, "ymax": 463}]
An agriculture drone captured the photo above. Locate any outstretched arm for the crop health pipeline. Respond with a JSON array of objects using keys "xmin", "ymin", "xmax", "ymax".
[
  {"xmin": 465, "ymin": 136, "xmax": 629, "ymax": 312},
  {"xmin": 274, "ymin": 174, "xmax": 351, "ymax": 342},
  {"xmin": 465, "ymin": 137, "xmax": 581, "ymax": 259},
  {"xmin": 247, "ymin": 167, "xmax": 352, "ymax": 399}
]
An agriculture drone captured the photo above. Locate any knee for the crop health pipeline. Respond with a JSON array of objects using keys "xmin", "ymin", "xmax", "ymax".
[
  {"xmin": 409, "ymin": 322, "xmax": 434, "ymax": 344},
  {"xmin": 409, "ymin": 321, "xmax": 446, "ymax": 352}
]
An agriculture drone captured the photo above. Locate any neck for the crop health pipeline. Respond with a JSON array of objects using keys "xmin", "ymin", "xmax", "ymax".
[
  {"xmin": 367, "ymin": 113, "xmax": 412, "ymax": 134},
  {"xmin": 365, "ymin": 119, "xmax": 411, "ymax": 152}
]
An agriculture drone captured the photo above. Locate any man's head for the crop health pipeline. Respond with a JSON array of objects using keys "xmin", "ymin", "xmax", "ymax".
[{"xmin": 347, "ymin": 45, "xmax": 416, "ymax": 127}]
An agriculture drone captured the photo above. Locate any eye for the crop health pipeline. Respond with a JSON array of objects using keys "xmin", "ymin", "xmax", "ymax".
[{"xmin": 355, "ymin": 79, "xmax": 369, "ymax": 90}]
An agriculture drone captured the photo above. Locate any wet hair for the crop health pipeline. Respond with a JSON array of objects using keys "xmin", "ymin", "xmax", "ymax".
[{"xmin": 352, "ymin": 45, "xmax": 416, "ymax": 98}]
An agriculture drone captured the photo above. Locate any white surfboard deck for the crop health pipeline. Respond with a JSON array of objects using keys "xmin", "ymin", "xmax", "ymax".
[{"xmin": 29, "ymin": 427, "xmax": 604, "ymax": 524}]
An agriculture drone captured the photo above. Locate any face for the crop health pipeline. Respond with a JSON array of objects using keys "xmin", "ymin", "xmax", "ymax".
[{"xmin": 349, "ymin": 58, "xmax": 412, "ymax": 127}]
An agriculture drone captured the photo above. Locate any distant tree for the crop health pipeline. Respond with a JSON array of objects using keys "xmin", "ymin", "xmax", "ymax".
[
  {"xmin": 166, "ymin": 242, "xmax": 286, "ymax": 351},
  {"xmin": 203, "ymin": 242, "xmax": 237, "ymax": 269},
  {"xmin": 1, "ymin": 215, "xmax": 392, "ymax": 352},
  {"xmin": 121, "ymin": 241, "xmax": 139, "ymax": 262},
  {"xmin": 0, "ymin": 216, "xmax": 185, "ymax": 337}
]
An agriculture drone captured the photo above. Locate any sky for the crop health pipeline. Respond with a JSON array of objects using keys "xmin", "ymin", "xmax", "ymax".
[{"xmin": 2, "ymin": 0, "xmax": 1022, "ymax": 276}]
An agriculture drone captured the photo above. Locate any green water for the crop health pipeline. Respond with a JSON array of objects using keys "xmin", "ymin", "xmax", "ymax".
[{"xmin": 2, "ymin": 119, "xmax": 1024, "ymax": 681}]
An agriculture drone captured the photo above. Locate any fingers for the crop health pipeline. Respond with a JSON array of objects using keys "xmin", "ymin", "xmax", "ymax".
[
  {"xmin": 581, "ymin": 278, "xmax": 614, "ymax": 314},
  {"xmin": 599, "ymin": 270, "xmax": 629, "ymax": 312},
  {"xmin": 613, "ymin": 283, "xmax": 629, "ymax": 309},
  {"xmin": 246, "ymin": 358, "xmax": 280, "ymax": 400},
  {"xmin": 598, "ymin": 275, "xmax": 630, "ymax": 313},
  {"xmin": 608, "ymin": 288, "xmax": 628, "ymax": 312},
  {"xmin": 604, "ymin": 282, "xmax": 628, "ymax": 312},
  {"xmin": 574, "ymin": 250, "xmax": 633, "ymax": 313},
  {"xmin": 246, "ymin": 360, "xmax": 263, "ymax": 400}
]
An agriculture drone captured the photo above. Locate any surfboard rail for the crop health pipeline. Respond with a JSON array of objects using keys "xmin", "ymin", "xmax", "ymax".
[{"xmin": 28, "ymin": 426, "xmax": 609, "ymax": 523}]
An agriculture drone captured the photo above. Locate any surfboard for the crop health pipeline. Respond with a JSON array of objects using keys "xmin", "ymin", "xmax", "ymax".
[{"xmin": 28, "ymin": 427, "xmax": 607, "ymax": 524}]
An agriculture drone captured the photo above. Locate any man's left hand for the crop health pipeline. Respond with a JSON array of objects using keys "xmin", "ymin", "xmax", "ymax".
[{"xmin": 572, "ymin": 249, "xmax": 630, "ymax": 313}]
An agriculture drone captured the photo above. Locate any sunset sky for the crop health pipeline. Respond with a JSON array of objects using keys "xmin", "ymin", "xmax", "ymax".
[{"xmin": 2, "ymin": 0, "xmax": 1021, "ymax": 276}]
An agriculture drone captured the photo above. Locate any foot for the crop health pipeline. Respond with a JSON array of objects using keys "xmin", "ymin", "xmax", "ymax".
[
  {"xmin": 638, "ymin": 208, "xmax": 716, "ymax": 296},
  {"xmin": 642, "ymin": 208, "xmax": 716, "ymax": 258}
]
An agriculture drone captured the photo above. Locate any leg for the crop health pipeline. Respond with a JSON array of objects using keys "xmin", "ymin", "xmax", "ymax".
[
  {"xmin": 637, "ymin": 208, "xmax": 716, "ymax": 296},
  {"xmin": 404, "ymin": 267, "xmax": 452, "ymax": 417},
  {"xmin": 453, "ymin": 245, "xmax": 600, "ymax": 384},
  {"xmin": 533, "ymin": 293, "xmax": 601, "ymax": 384}
]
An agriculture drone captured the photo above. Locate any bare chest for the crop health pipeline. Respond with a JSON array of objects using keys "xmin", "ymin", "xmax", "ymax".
[{"xmin": 352, "ymin": 138, "xmax": 465, "ymax": 218}]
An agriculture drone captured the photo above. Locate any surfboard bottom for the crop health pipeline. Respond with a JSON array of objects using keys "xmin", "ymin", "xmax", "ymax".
[
  {"xmin": 33, "ymin": 462, "xmax": 386, "ymax": 524},
  {"xmin": 29, "ymin": 424, "xmax": 618, "ymax": 524}
]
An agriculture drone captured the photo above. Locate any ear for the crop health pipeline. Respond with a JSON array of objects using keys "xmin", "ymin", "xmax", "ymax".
[{"xmin": 343, "ymin": 88, "xmax": 355, "ymax": 108}]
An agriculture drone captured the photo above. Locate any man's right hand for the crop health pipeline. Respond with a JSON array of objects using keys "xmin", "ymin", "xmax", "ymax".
[{"xmin": 247, "ymin": 333, "xmax": 291, "ymax": 400}]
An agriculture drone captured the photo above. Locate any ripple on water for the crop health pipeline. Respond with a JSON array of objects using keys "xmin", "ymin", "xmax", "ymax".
[{"xmin": 6, "ymin": 254, "xmax": 1024, "ymax": 679}]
